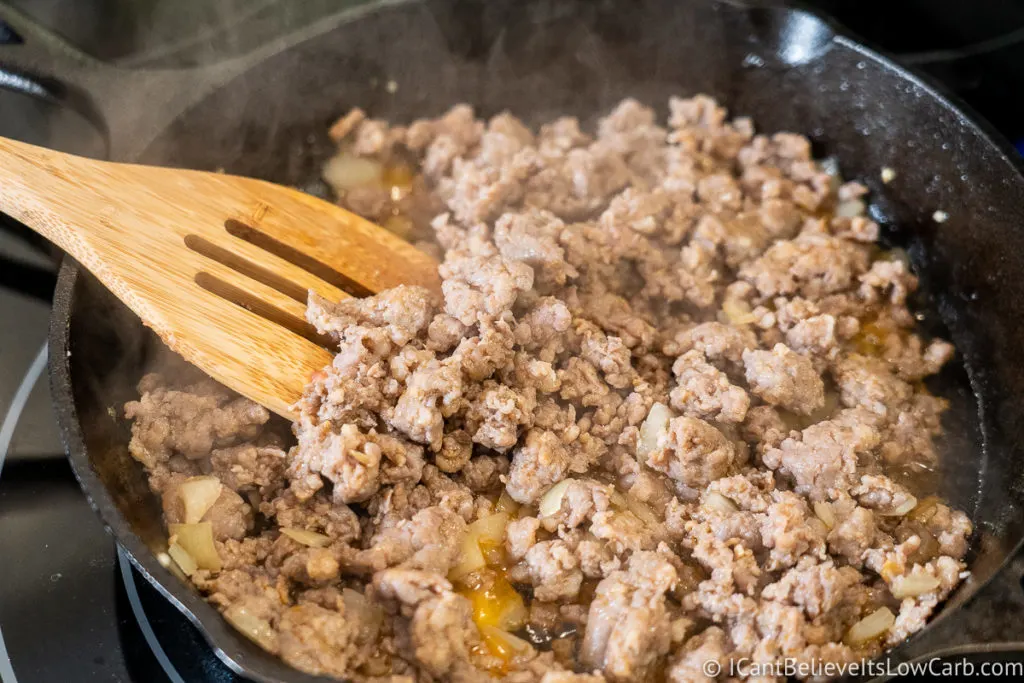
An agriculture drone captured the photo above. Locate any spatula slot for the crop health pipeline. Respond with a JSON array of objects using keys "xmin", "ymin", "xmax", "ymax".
[
  {"xmin": 185, "ymin": 234, "xmax": 309, "ymax": 303},
  {"xmin": 193, "ymin": 271, "xmax": 334, "ymax": 349},
  {"xmin": 224, "ymin": 219, "xmax": 373, "ymax": 298}
]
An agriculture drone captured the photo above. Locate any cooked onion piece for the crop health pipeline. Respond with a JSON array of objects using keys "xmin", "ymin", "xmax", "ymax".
[
  {"xmin": 225, "ymin": 603, "xmax": 277, "ymax": 652},
  {"xmin": 470, "ymin": 512, "xmax": 510, "ymax": 565},
  {"xmin": 538, "ymin": 479, "xmax": 575, "ymax": 518},
  {"xmin": 879, "ymin": 495, "xmax": 918, "ymax": 517},
  {"xmin": 479, "ymin": 624, "xmax": 532, "ymax": 661},
  {"xmin": 167, "ymin": 542, "xmax": 198, "ymax": 576},
  {"xmin": 638, "ymin": 402, "xmax": 672, "ymax": 458},
  {"xmin": 909, "ymin": 496, "xmax": 941, "ymax": 523},
  {"xmin": 845, "ymin": 607, "xmax": 895, "ymax": 645},
  {"xmin": 168, "ymin": 522, "xmax": 221, "ymax": 572},
  {"xmin": 890, "ymin": 571, "xmax": 941, "ymax": 599},
  {"xmin": 178, "ymin": 476, "xmax": 224, "ymax": 524},
  {"xmin": 450, "ymin": 513, "xmax": 510, "ymax": 580},
  {"xmin": 813, "ymin": 501, "xmax": 836, "ymax": 529},
  {"xmin": 322, "ymin": 153, "xmax": 384, "ymax": 191},
  {"xmin": 450, "ymin": 536, "xmax": 487, "ymax": 581},
  {"xmin": 494, "ymin": 490, "xmax": 521, "ymax": 516},
  {"xmin": 722, "ymin": 298, "xmax": 756, "ymax": 326},
  {"xmin": 280, "ymin": 527, "xmax": 332, "ymax": 548},
  {"xmin": 705, "ymin": 491, "xmax": 739, "ymax": 514},
  {"xmin": 835, "ymin": 199, "xmax": 866, "ymax": 217},
  {"xmin": 469, "ymin": 512, "xmax": 509, "ymax": 546}
]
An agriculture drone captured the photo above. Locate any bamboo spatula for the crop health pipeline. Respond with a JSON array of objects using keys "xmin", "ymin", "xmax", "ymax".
[{"xmin": 0, "ymin": 136, "xmax": 441, "ymax": 419}]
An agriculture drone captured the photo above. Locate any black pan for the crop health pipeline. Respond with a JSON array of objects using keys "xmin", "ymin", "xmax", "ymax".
[{"xmin": 2, "ymin": 0, "xmax": 1024, "ymax": 680}]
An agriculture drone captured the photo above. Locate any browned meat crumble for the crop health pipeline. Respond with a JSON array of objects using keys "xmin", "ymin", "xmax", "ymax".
[{"xmin": 124, "ymin": 95, "xmax": 971, "ymax": 682}]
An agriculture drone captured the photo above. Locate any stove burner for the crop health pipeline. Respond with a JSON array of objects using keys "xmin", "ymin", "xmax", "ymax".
[
  {"xmin": 0, "ymin": 342, "xmax": 42, "ymax": 478},
  {"xmin": 119, "ymin": 549, "xmax": 239, "ymax": 683},
  {"xmin": 0, "ymin": 344, "xmax": 237, "ymax": 683},
  {"xmin": 0, "ymin": 344, "xmax": 47, "ymax": 683},
  {"xmin": 119, "ymin": 550, "xmax": 188, "ymax": 683}
]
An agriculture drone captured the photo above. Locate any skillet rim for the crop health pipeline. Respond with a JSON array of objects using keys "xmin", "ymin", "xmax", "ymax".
[
  {"xmin": 49, "ymin": 261, "xmax": 338, "ymax": 683},
  {"xmin": 48, "ymin": 0, "xmax": 1024, "ymax": 677}
]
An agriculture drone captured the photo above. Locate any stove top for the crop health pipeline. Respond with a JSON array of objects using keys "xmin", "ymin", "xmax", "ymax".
[{"xmin": 3, "ymin": 1, "xmax": 1024, "ymax": 682}]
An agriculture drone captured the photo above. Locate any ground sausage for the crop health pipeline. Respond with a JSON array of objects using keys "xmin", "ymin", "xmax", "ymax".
[{"xmin": 126, "ymin": 95, "xmax": 971, "ymax": 683}]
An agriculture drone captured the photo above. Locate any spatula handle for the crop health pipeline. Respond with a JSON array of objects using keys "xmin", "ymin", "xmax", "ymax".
[{"xmin": 0, "ymin": 135, "xmax": 98, "ymax": 263}]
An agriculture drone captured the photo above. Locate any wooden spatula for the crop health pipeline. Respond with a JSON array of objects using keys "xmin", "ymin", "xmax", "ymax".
[{"xmin": 0, "ymin": 136, "xmax": 441, "ymax": 419}]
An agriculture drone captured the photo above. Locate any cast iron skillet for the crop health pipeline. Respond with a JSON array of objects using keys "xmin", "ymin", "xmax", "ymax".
[{"xmin": 2, "ymin": 0, "xmax": 1024, "ymax": 680}]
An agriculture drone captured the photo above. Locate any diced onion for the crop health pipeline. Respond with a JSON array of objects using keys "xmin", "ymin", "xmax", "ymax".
[
  {"xmin": 879, "ymin": 495, "xmax": 918, "ymax": 517},
  {"xmin": 890, "ymin": 573, "xmax": 941, "ymax": 599},
  {"xmin": 168, "ymin": 522, "xmax": 221, "ymax": 571},
  {"xmin": 638, "ymin": 402, "xmax": 672, "ymax": 458},
  {"xmin": 813, "ymin": 501, "xmax": 836, "ymax": 530},
  {"xmin": 494, "ymin": 490, "xmax": 521, "ymax": 516},
  {"xmin": 451, "ymin": 513, "xmax": 510, "ymax": 580},
  {"xmin": 909, "ymin": 496, "xmax": 940, "ymax": 523},
  {"xmin": 845, "ymin": 607, "xmax": 895, "ymax": 645},
  {"xmin": 722, "ymin": 299, "xmax": 756, "ymax": 326},
  {"xmin": 705, "ymin": 491, "xmax": 738, "ymax": 514},
  {"xmin": 468, "ymin": 513, "xmax": 510, "ymax": 546},
  {"xmin": 450, "ymin": 538, "xmax": 487, "ymax": 581},
  {"xmin": 225, "ymin": 603, "xmax": 277, "ymax": 652},
  {"xmin": 836, "ymin": 199, "xmax": 866, "ymax": 218},
  {"xmin": 322, "ymin": 153, "xmax": 384, "ymax": 191},
  {"xmin": 539, "ymin": 479, "xmax": 575, "ymax": 518},
  {"xmin": 479, "ymin": 624, "xmax": 532, "ymax": 661},
  {"xmin": 167, "ymin": 542, "xmax": 198, "ymax": 576},
  {"xmin": 179, "ymin": 476, "xmax": 223, "ymax": 524},
  {"xmin": 281, "ymin": 527, "xmax": 332, "ymax": 548},
  {"xmin": 348, "ymin": 449, "xmax": 375, "ymax": 466}
]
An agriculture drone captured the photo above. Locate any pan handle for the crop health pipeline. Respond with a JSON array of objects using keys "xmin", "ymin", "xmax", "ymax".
[
  {"xmin": 0, "ymin": 2, "xmax": 153, "ymax": 159},
  {"xmin": 0, "ymin": 2, "xmax": 270, "ymax": 161},
  {"xmin": 0, "ymin": 5, "xmax": 102, "ymax": 112}
]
